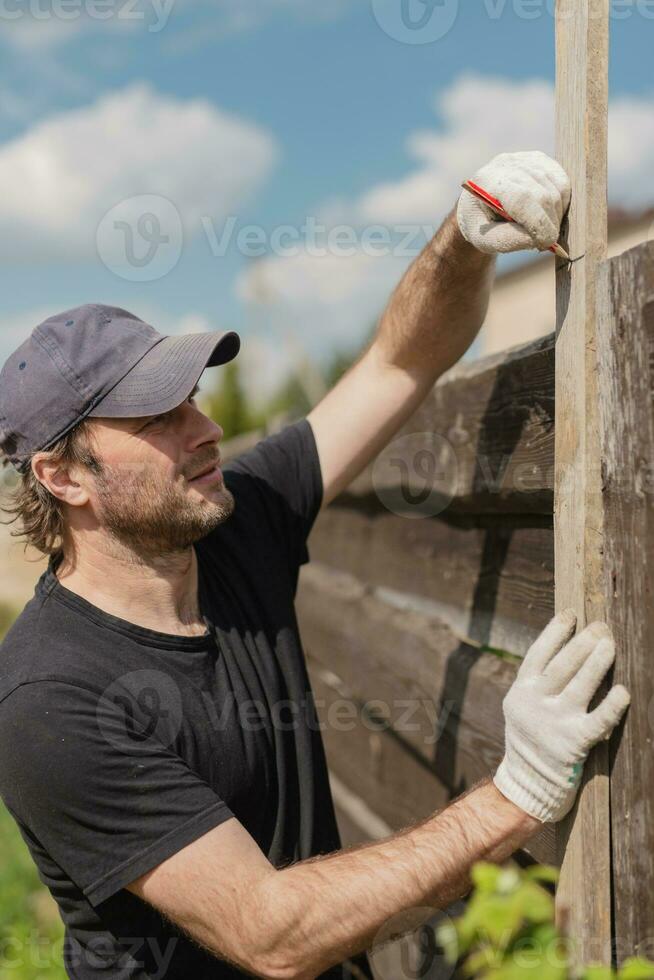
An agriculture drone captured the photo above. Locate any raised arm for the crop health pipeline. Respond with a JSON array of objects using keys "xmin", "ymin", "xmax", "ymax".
[
  {"xmin": 307, "ymin": 209, "xmax": 495, "ymax": 508},
  {"xmin": 308, "ymin": 151, "xmax": 571, "ymax": 508}
]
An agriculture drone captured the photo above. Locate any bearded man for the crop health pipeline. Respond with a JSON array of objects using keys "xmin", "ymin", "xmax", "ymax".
[{"xmin": 0, "ymin": 152, "xmax": 629, "ymax": 980}]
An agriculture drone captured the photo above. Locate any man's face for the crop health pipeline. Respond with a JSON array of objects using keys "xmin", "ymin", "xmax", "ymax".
[{"xmin": 77, "ymin": 386, "xmax": 235, "ymax": 556}]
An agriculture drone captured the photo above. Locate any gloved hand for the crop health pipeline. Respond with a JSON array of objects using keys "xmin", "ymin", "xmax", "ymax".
[
  {"xmin": 494, "ymin": 610, "xmax": 630, "ymax": 823},
  {"xmin": 457, "ymin": 150, "xmax": 572, "ymax": 254}
]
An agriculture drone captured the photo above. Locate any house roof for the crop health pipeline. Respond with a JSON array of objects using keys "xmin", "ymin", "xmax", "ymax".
[{"xmin": 495, "ymin": 206, "xmax": 654, "ymax": 285}]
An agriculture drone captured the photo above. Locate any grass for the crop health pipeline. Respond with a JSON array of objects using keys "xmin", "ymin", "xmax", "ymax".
[{"xmin": 0, "ymin": 601, "xmax": 67, "ymax": 979}]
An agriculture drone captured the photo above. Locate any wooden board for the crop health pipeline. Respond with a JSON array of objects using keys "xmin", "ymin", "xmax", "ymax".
[
  {"xmin": 346, "ymin": 334, "xmax": 555, "ymax": 515},
  {"xmin": 219, "ymin": 335, "xmax": 555, "ymax": 519},
  {"xmin": 554, "ymin": 0, "xmax": 611, "ymax": 961},
  {"xmin": 597, "ymin": 242, "xmax": 654, "ymax": 963},
  {"xmin": 299, "ymin": 562, "xmax": 557, "ymax": 865},
  {"xmin": 309, "ymin": 507, "xmax": 553, "ymax": 656},
  {"xmin": 311, "ymin": 666, "xmax": 555, "ymax": 868}
]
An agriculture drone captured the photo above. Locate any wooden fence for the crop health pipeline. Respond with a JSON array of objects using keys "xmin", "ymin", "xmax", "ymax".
[
  {"xmin": 223, "ymin": 239, "xmax": 654, "ymax": 967},
  {"xmin": 297, "ymin": 330, "xmax": 558, "ymax": 870}
]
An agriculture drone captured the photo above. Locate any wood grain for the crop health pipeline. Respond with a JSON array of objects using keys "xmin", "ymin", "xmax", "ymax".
[
  {"xmin": 308, "ymin": 506, "xmax": 554, "ymax": 656},
  {"xmin": 554, "ymin": 0, "xmax": 611, "ymax": 961},
  {"xmin": 597, "ymin": 242, "xmax": 654, "ymax": 963},
  {"xmin": 346, "ymin": 334, "xmax": 555, "ymax": 515},
  {"xmin": 299, "ymin": 562, "xmax": 557, "ymax": 865}
]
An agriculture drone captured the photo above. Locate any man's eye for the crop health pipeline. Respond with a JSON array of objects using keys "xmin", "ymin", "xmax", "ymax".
[{"xmin": 142, "ymin": 414, "xmax": 165, "ymax": 430}]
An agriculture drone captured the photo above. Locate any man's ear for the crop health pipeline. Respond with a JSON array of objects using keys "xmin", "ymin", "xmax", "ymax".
[{"xmin": 31, "ymin": 453, "xmax": 90, "ymax": 508}]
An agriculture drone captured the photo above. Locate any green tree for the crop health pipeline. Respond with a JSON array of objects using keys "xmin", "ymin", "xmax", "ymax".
[{"xmin": 202, "ymin": 360, "xmax": 257, "ymax": 440}]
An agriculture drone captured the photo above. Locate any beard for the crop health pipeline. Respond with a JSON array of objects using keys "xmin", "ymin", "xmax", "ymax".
[{"xmin": 90, "ymin": 456, "xmax": 235, "ymax": 558}]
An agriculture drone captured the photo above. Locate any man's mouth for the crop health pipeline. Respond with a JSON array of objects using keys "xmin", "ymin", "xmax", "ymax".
[{"xmin": 187, "ymin": 458, "xmax": 223, "ymax": 484}]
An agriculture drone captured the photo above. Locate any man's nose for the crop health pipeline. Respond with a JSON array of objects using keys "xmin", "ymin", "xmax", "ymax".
[{"xmin": 182, "ymin": 400, "xmax": 224, "ymax": 449}]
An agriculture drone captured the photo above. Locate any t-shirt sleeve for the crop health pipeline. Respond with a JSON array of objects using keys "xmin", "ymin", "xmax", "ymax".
[
  {"xmin": 0, "ymin": 680, "xmax": 234, "ymax": 908},
  {"xmin": 222, "ymin": 418, "xmax": 324, "ymax": 573}
]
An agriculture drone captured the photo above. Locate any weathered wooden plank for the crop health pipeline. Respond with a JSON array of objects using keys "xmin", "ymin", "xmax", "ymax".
[
  {"xmin": 299, "ymin": 563, "xmax": 557, "ymax": 865},
  {"xmin": 308, "ymin": 507, "xmax": 553, "ymax": 656},
  {"xmin": 554, "ymin": 0, "xmax": 611, "ymax": 960},
  {"xmin": 219, "ymin": 336, "xmax": 555, "ymax": 516},
  {"xmin": 312, "ymin": 668, "xmax": 451, "ymax": 831},
  {"xmin": 597, "ymin": 243, "xmax": 654, "ymax": 963},
  {"xmin": 346, "ymin": 334, "xmax": 555, "ymax": 515},
  {"xmin": 311, "ymin": 666, "xmax": 556, "ymax": 869}
]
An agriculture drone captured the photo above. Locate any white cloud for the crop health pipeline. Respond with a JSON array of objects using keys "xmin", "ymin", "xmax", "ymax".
[
  {"xmin": 164, "ymin": 0, "xmax": 354, "ymax": 53},
  {"xmin": 238, "ymin": 73, "xmax": 654, "ymax": 359},
  {"xmin": 1, "ymin": 18, "xmax": 88, "ymax": 51},
  {"xmin": 0, "ymin": 1, "xmax": 172, "ymax": 51},
  {"xmin": 608, "ymin": 93, "xmax": 654, "ymax": 207},
  {"xmin": 237, "ymin": 249, "xmax": 405, "ymax": 363},
  {"xmin": 355, "ymin": 74, "xmax": 556, "ymax": 227},
  {"xmin": 0, "ymin": 82, "xmax": 279, "ymax": 260}
]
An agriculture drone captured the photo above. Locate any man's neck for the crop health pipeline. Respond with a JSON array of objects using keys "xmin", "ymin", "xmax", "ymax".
[{"xmin": 55, "ymin": 537, "xmax": 208, "ymax": 637}]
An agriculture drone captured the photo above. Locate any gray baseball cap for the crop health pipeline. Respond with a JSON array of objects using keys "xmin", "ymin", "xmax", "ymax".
[{"xmin": 0, "ymin": 303, "xmax": 240, "ymax": 473}]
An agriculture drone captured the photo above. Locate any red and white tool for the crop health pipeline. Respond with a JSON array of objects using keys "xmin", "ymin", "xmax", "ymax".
[{"xmin": 461, "ymin": 179, "xmax": 572, "ymax": 262}]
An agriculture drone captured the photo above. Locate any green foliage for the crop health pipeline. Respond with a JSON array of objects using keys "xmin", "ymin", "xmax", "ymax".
[
  {"xmin": 1, "ymin": 604, "xmax": 65, "ymax": 978},
  {"xmin": 264, "ymin": 372, "xmax": 313, "ymax": 422},
  {"xmin": 480, "ymin": 644, "xmax": 523, "ymax": 665},
  {"xmin": 0, "ymin": 600, "xmax": 17, "ymax": 641},
  {"xmin": 199, "ymin": 337, "xmax": 367, "ymax": 438},
  {"xmin": 201, "ymin": 360, "xmax": 260, "ymax": 441},
  {"xmin": 437, "ymin": 863, "xmax": 654, "ymax": 980},
  {"xmin": 0, "ymin": 803, "xmax": 66, "ymax": 979}
]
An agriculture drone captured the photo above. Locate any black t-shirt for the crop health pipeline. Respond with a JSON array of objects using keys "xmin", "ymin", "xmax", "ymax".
[{"xmin": 0, "ymin": 419, "xmax": 373, "ymax": 980}]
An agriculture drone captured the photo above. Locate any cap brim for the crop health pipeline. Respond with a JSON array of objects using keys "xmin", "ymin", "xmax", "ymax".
[{"xmin": 88, "ymin": 330, "xmax": 240, "ymax": 419}]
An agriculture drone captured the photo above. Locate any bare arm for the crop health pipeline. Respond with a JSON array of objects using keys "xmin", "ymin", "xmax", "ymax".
[
  {"xmin": 308, "ymin": 209, "xmax": 496, "ymax": 507},
  {"xmin": 128, "ymin": 778, "xmax": 539, "ymax": 980}
]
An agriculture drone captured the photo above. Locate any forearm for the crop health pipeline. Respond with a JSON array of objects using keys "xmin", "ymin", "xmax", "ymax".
[
  {"xmin": 258, "ymin": 778, "xmax": 540, "ymax": 979},
  {"xmin": 374, "ymin": 208, "xmax": 496, "ymax": 381}
]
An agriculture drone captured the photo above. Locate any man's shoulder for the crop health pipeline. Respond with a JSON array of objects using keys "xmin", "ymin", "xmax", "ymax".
[{"xmin": 0, "ymin": 588, "xmax": 106, "ymax": 709}]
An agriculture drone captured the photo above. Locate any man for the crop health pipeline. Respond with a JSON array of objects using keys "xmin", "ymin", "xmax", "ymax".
[{"xmin": 0, "ymin": 151, "xmax": 629, "ymax": 980}]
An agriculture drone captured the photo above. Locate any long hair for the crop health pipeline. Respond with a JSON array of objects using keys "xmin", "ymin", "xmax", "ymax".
[{"xmin": 1, "ymin": 422, "xmax": 97, "ymax": 558}]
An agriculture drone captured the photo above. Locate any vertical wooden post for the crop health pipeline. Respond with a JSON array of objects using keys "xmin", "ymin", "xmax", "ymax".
[
  {"xmin": 554, "ymin": 0, "xmax": 611, "ymax": 965},
  {"xmin": 597, "ymin": 242, "xmax": 654, "ymax": 964}
]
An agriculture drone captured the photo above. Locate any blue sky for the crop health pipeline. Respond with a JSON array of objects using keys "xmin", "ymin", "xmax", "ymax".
[{"xmin": 0, "ymin": 0, "xmax": 652, "ymax": 402}]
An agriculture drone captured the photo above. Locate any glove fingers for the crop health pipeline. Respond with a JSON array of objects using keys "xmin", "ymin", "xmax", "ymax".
[
  {"xmin": 530, "ymin": 170, "xmax": 565, "ymax": 234},
  {"xmin": 561, "ymin": 637, "xmax": 616, "ymax": 706},
  {"xmin": 476, "ymin": 219, "xmax": 537, "ymax": 254},
  {"xmin": 520, "ymin": 609, "xmax": 577, "ymax": 678},
  {"xmin": 543, "ymin": 624, "xmax": 611, "ymax": 694},
  {"xmin": 500, "ymin": 175, "xmax": 560, "ymax": 251},
  {"xmin": 531, "ymin": 152, "xmax": 572, "ymax": 214},
  {"xmin": 583, "ymin": 684, "xmax": 631, "ymax": 745},
  {"xmin": 458, "ymin": 193, "xmax": 537, "ymax": 254},
  {"xmin": 458, "ymin": 150, "xmax": 571, "ymax": 256}
]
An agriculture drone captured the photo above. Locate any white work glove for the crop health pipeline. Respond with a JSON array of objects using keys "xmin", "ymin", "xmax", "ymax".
[
  {"xmin": 457, "ymin": 150, "xmax": 572, "ymax": 254},
  {"xmin": 494, "ymin": 610, "xmax": 630, "ymax": 823}
]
